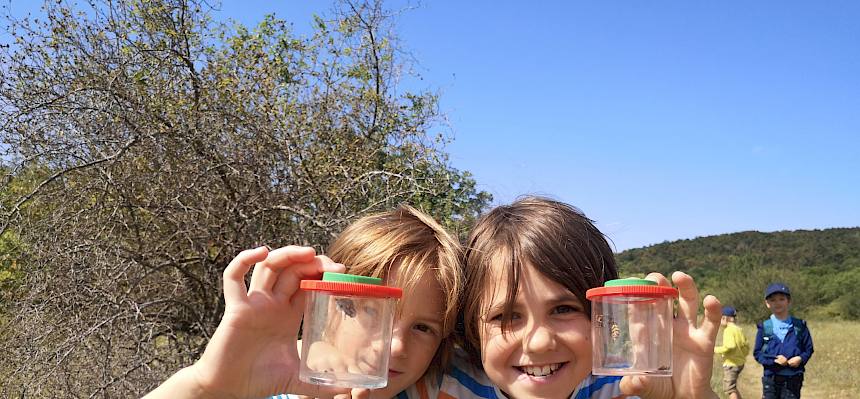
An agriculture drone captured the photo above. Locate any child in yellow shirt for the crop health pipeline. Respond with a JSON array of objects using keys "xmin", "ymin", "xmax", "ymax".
[{"xmin": 715, "ymin": 306, "xmax": 750, "ymax": 399}]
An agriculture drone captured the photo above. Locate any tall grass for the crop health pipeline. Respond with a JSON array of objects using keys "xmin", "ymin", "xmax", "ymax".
[{"xmin": 711, "ymin": 320, "xmax": 859, "ymax": 399}]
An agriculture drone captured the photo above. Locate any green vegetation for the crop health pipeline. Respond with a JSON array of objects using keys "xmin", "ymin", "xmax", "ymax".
[
  {"xmin": 617, "ymin": 228, "xmax": 860, "ymax": 321},
  {"xmin": 0, "ymin": 0, "xmax": 490, "ymax": 396}
]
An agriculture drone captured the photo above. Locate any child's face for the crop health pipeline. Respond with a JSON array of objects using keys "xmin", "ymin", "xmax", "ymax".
[
  {"xmin": 765, "ymin": 293, "xmax": 791, "ymax": 316},
  {"xmin": 319, "ymin": 269, "xmax": 445, "ymax": 398},
  {"xmin": 368, "ymin": 270, "xmax": 445, "ymax": 399},
  {"xmin": 478, "ymin": 262, "xmax": 591, "ymax": 399}
]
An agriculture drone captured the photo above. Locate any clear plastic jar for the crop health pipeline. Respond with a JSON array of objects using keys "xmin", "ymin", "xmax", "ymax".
[
  {"xmin": 299, "ymin": 272, "xmax": 403, "ymax": 388},
  {"xmin": 586, "ymin": 278, "xmax": 678, "ymax": 376}
]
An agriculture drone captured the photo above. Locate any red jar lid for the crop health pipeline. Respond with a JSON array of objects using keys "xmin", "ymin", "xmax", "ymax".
[
  {"xmin": 300, "ymin": 272, "xmax": 403, "ymax": 298},
  {"xmin": 586, "ymin": 278, "xmax": 678, "ymax": 299}
]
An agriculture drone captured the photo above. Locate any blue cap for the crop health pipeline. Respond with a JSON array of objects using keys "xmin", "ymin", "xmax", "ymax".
[
  {"xmin": 765, "ymin": 282, "xmax": 791, "ymax": 299},
  {"xmin": 722, "ymin": 306, "xmax": 737, "ymax": 317}
]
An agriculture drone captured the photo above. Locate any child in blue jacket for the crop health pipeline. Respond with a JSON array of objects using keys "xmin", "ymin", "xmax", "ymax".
[{"xmin": 753, "ymin": 283, "xmax": 814, "ymax": 399}]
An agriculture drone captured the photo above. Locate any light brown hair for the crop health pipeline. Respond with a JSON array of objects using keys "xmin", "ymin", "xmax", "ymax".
[
  {"xmin": 326, "ymin": 205, "xmax": 463, "ymax": 378},
  {"xmin": 460, "ymin": 196, "xmax": 618, "ymax": 365}
]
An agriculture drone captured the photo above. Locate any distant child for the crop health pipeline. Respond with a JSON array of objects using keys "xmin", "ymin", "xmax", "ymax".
[
  {"xmin": 754, "ymin": 283, "xmax": 814, "ymax": 399},
  {"xmin": 715, "ymin": 306, "xmax": 750, "ymax": 399},
  {"xmin": 439, "ymin": 196, "xmax": 723, "ymax": 399},
  {"xmin": 145, "ymin": 205, "xmax": 463, "ymax": 399}
]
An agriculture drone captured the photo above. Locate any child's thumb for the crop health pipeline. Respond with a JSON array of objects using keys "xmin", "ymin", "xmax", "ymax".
[{"xmin": 619, "ymin": 375, "xmax": 672, "ymax": 399}]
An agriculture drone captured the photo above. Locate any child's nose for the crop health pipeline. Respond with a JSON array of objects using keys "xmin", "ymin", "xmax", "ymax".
[
  {"xmin": 523, "ymin": 324, "xmax": 556, "ymax": 354},
  {"xmin": 389, "ymin": 326, "xmax": 408, "ymax": 359}
]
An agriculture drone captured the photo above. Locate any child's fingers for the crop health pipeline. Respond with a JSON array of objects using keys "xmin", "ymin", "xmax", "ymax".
[
  {"xmin": 270, "ymin": 255, "xmax": 345, "ymax": 301},
  {"xmin": 290, "ymin": 382, "xmax": 350, "ymax": 399},
  {"xmin": 644, "ymin": 272, "xmax": 670, "ymax": 286},
  {"xmin": 262, "ymin": 245, "xmax": 318, "ymax": 269},
  {"xmin": 316, "ymin": 254, "xmax": 338, "ymax": 268},
  {"xmin": 672, "ymin": 271, "xmax": 700, "ymax": 328},
  {"xmin": 222, "ymin": 246, "xmax": 269, "ymax": 306},
  {"xmin": 699, "ymin": 294, "xmax": 722, "ymax": 341},
  {"xmin": 251, "ymin": 246, "xmax": 318, "ymax": 293},
  {"xmin": 248, "ymin": 261, "xmax": 270, "ymax": 292},
  {"xmin": 619, "ymin": 375, "xmax": 671, "ymax": 398}
]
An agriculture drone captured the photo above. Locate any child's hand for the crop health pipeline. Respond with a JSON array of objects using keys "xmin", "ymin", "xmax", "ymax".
[
  {"xmin": 620, "ymin": 271, "xmax": 721, "ymax": 399},
  {"xmin": 343, "ymin": 389, "xmax": 371, "ymax": 399},
  {"xmin": 787, "ymin": 356, "xmax": 802, "ymax": 367},
  {"xmin": 145, "ymin": 246, "xmax": 349, "ymax": 399}
]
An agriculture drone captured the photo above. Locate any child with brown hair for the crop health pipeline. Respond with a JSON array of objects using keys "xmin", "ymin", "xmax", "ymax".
[{"xmin": 437, "ymin": 196, "xmax": 723, "ymax": 399}]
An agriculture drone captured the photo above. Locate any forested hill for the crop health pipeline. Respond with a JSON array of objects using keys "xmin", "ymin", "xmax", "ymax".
[{"xmin": 615, "ymin": 227, "xmax": 860, "ymax": 321}]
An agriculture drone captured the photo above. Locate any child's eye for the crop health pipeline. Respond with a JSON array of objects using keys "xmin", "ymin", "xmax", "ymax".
[
  {"xmin": 488, "ymin": 312, "xmax": 521, "ymax": 322},
  {"xmin": 552, "ymin": 305, "xmax": 581, "ymax": 315},
  {"xmin": 413, "ymin": 323, "xmax": 438, "ymax": 335}
]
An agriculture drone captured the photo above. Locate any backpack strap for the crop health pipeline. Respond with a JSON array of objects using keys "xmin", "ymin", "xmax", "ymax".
[
  {"xmin": 793, "ymin": 318, "xmax": 807, "ymax": 341},
  {"xmin": 761, "ymin": 318, "xmax": 774, "ymax": 353}
]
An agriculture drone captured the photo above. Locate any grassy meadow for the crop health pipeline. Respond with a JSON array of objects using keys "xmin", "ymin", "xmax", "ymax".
[{"xmin": 711, "ymin": 320, "xmax": 859, "ymax": 399}]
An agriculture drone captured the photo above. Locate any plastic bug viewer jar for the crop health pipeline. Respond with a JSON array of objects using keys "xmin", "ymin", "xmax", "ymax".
[
  {"xmin": 585, "ymin": 278, "xmax": 678, "ymax": 376},
  {"xmin": 299, "ymin": 272, "xmax": 403, "ymax": 388}
]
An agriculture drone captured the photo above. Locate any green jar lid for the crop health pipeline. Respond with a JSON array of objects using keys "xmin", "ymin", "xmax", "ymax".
[
  {"xmin": 322, "ymin": 272, "xmax": 382, "ymax": 285},
  {"xmin": 604, "ymin": 277, "xmax": 657, "ymax": 287}
]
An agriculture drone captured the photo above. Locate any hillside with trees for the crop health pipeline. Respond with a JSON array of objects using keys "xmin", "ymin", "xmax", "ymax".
[{"xmin": 616, "ymin": 227, "xmax": 860, "ymax": 322}]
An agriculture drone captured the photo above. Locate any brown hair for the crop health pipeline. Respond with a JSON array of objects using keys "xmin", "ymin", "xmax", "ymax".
[
  {"xmin": 326, "ymin": 205, "xmax": 463, "ymax": 379},
  {"xmin": 460, "ymin": 196, "xmax": 618, "ymax": 365}
]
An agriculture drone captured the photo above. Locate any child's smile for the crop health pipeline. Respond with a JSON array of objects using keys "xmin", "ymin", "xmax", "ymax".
[
  {"xmin": 479, "ymin": 261, "xmax": 592, "ymax": 399},
  {"xmin": 518, "ymin": 362, "xmax": 564, "ymax": 377}
]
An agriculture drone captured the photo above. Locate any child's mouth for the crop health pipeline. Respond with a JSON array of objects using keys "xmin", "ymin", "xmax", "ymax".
[{"xmin": 517, "ymin": 362, "xmax": 565, "ymax": 378}]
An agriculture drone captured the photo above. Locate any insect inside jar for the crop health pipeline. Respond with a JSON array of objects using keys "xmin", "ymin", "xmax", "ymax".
[
  {"xmin": 335, "ymin": 298, "xmax": 356, "ymax": 317},
  {"xmin": 609, "ymin": 320, "xmax": 621, "ymax": 341}
]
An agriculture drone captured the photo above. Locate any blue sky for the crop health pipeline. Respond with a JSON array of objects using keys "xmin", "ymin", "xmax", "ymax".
[{"xmin": 9, "ymin": 1, "xmax": 860, "ymax": 251}]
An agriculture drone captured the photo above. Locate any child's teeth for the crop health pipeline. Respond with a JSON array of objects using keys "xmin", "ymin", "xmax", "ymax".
[{"xmin": 522, "ymin": 363, "xmax": 560, "ymax": 377}]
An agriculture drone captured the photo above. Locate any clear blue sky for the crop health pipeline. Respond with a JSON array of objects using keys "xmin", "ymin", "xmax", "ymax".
[{"xmin": 10, "ymin": 1, "xmax": 860, "ymax": 251}]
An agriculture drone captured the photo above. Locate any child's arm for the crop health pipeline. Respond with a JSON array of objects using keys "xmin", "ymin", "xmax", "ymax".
[
  {"xmin": 144, "ymin": 246, "xmax": 349, "ymax": 399},
  {"xmin": 714, "ymin": 328, "xmax": 736, "ymax": 355},
  {"xmin": 619, "ymin": 271, "xmax": 720, "ymax": 399},
  {"xmin": 796, "ymin": 320, "xmax": 814, "ymax": 366}
]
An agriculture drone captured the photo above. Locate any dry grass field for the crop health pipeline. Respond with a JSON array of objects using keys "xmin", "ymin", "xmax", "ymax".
[{"xmin": 711, "ymin": 320, "xmax": 859, "ymax": 399}]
